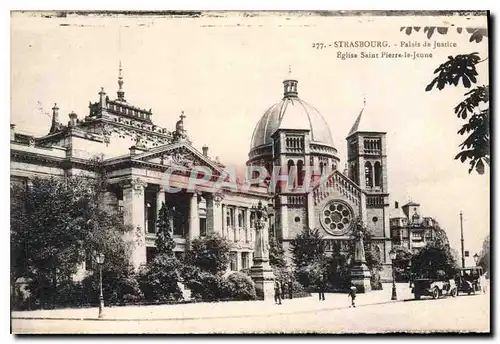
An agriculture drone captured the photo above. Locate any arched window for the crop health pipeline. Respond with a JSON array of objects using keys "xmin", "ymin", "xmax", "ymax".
[
  {"xmin": 365, "ymin": 161, "xmax": 373, "ymax": 187},
  {"xmin": 287, "ymin": 159, "xmax": 295, "ymax": 190},
  {"xmin": 297, "ymin": 160, "xmax": 304, "ymax": 187},
  {"xmin": 320, "ymin": 162, "xmax": 324, "ymax": 176},
  {"xmin": 374, "ymin": 162, "xmax": 382, "ymax": 187}
]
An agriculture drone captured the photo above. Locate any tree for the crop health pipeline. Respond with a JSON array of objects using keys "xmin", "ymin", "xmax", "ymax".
[
  {"xmin": 137, "ymin": 202, "xmax": 182, "ymax": 303},
  {"xmin": 477, "ymin": 234, "xmax": 490, "ymax": 275},
  {"xmin": 10, "ymin": 156, "xmax": 136, "ymax": 308},
  {"xmin": 289, "ymin": 228, "xmax": 326, "ymax": 268},
  {"xmin": 401, "ymin": 24, "xmax": 489, "ymax": 174},
  {"xmin": 269, "ymin": 234, "xmax": 286, "ymax": 268},
  {"xmin": 184, "ymin": 233, "xmax": 231, "ymax": 275},
  {"xmin": 181, "ymin": 233, "xmax": 232, "ymax": 301},
  {"xmin": 411, "ymin": 240, "xmax": 459, "ymax": 279}
]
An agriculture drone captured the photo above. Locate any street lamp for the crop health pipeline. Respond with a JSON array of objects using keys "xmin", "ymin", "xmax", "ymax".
[
  {"xmin": 95, "ymin": 252, "xmax": 105, "ymax": 319},
  {"xmin": 389, "ymin": 250, "xmax": 397, "ymax": 300}
]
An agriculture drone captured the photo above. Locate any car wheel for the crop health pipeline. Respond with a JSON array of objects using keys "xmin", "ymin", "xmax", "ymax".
[
  {"xmin": 451, "ymin": 288, "xmax": 457, "ymax": 297},
  {"xmin": 432, "ymin": 288, "xmax": 439, "ymax": 299}
]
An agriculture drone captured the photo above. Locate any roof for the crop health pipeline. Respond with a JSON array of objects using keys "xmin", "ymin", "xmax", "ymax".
[
  {"xmin": 347, "ymin": 101, "xmax": 386, "ymax": 137},
  {"xmin": 403, "ymin": 201, "xmax": 421, "ymax": 207},
  {"xmin": 250, "ymin": 94, "xmax": 335, "ymax": 150}
]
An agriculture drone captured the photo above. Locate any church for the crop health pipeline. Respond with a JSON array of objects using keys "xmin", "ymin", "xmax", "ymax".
[{"xmin": 10, "ymin": 67, "xmax": 393, "ymax": 282}]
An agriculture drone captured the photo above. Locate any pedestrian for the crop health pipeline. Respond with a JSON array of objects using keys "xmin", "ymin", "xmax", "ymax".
[
  {"xmin": 348, "ymin": 285, "xmax": 357, "ymax": 308},
  {"xmin": 274, "ymin": 279, "xmax": 282, "ymax": 305},
  {"xmin": 288, "ymin": 277, "xmax": 293, "ymax": 300},
  {"xmin": 318, "ymin": 274, "xmax": 326, "ymax": 301}
]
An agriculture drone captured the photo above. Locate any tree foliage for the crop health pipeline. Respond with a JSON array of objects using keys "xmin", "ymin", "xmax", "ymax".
[
  {"xmin": 289, "ymin": 228, "xmax": 326, "ymax": 268},
  {"xmin": 410, "ymin": 240, "xmax": 459, "ymax": 279},
  {"xmin": 269, "ymin": 233, "xmax": 286, "ymax": 268},
  {"xmin": 184, "ymin": 233, "xmax": 231, "ymax": 275},
  {"xmin": 401, "ymin": 25, "xmax": 489, "ymax": 174},
  {"xmin": 137, "ymin": 201, "xmax": 182, "ymax": 303},
  {"xmin": 477, "ymin": 234, "xmax": 490, "ymax": 274},
  {"xmin": 11, "ymin": 156, "xmax": 135, "ymax": 308}
]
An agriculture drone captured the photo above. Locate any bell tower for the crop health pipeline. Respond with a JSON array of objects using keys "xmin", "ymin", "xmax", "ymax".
[{"xmin": 346, "ymin": 100, "xmax": 391, "ymax": 270}]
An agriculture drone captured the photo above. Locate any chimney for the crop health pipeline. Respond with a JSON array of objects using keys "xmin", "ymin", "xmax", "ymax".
[
  {"xmin": 99, "ymin": 87, "xmax": 107, "ymax": 109},
  {"xmin": 129, "ymin": 146, "xmax": 137, "ymax": 156},
  {"xmin": 10, "ymin": 124, "xmax": 15, "ymax": 141},
  {"xmin": 395, "ymin": 201, "xmax": 399, "ymax": 209},
  {"xmin": 69, "ymin": 112, "xmax": 78, "ymax": 127},
  {"xmin": 202, "ymin": 145, "xmax": 208, "ymax": 157}
]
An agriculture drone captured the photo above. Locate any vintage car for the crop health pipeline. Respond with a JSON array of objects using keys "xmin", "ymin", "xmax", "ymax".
[
  {"xmin": 412, "ymin": 278, "xmax": 457, "ymax": 300},
  {"xmin": 456, "ymin": 267, "xmax": 486, "ymax": 295}
]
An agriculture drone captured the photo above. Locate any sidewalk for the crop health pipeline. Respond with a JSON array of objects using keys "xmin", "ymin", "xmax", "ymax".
[{"xmin": 12, "ymin": 283, "xmax": 413, "ymax": 321}]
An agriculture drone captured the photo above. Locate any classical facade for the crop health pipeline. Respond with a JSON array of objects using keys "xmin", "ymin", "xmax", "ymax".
[
  {"xmin": 389, "ymin": 200, "xmax": 443, "ymax": 254},
  {"xmin": 11, "ymin": 68, "xmax": 394, "ymax": 280}
]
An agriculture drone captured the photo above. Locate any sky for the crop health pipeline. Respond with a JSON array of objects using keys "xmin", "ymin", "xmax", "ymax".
[{"xmin": 10, "ymin": 11, "xmax": 490, "ymax": 256}]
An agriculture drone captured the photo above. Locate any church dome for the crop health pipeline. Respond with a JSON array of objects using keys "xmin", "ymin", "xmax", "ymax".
[{"xmin": 249, "ymin": 79, "xmax": 335, "ymax": 151}]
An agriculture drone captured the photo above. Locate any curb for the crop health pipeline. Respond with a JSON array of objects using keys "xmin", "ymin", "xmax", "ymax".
[{"xmin": 12, "ymin": 298, "xmax": 409, "ymax": 322}]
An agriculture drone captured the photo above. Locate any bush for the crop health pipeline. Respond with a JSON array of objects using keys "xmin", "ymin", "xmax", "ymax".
[
  {"xmin": 224, "ymin": 272, "xmax": 256, "ymax": 301},
  {"xmin": 182, "ymin": 265, "xmax": 227, "ymax": 302},
  {"xmin": 138, "ymin": 254, "xmax": 183, "ymax": 303},
  {"xmin": 81, "ymin": 266, "xmax": 143, "ymax": 306}
]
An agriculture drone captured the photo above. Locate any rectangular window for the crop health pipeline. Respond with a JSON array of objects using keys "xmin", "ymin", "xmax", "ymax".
[
  {"xmin": 230, "ymin": 252, "xmax": 237, "ymax": 271},
  {"xmin": 200, "ymin": 218, "xmax": 207, "ymax": 237},
  {"xmin": 250, "ymin": 211, "xmax": 256, "ymax": 228},
  {"xmin": 241, "ymin": 252, "xmax": 249, "ymax": 270},
  {"xmin": 238, "ymin": 210, "xmax": 244, "ymax": 228}
]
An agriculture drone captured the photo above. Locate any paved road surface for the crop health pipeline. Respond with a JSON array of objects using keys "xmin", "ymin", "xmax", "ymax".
[{"xmin": 12, "ymin": 292, "xmax": 489, "ymax": 334}]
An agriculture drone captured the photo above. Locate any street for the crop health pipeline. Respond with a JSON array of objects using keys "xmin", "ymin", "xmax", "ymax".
[{"xmin": 12, "ymin": 287, "xmax": 489, "ymax": 334}]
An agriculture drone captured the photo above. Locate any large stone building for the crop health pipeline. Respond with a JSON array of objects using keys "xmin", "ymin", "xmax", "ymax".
[
  {"xmin": 389, "ymin": 200, "xmax": 444, "ymax": 253},
  {"xmin": 10, "ymin": 69, "xmax": 394, "ymax": 280}
]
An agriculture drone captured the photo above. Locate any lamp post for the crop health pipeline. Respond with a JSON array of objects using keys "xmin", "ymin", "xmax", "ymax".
[
  {"xmin": 95, "ymin": 252, "xmax": 105, "ymax": 319},
  {"xmin": 389, "ymin": 250, "xmax": 397, "ymax": 300}
]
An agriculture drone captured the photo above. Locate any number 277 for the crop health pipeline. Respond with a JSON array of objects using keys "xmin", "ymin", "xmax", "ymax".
[{"xmin": 312, "ymin": 43, "xmax": 325, "ymax": 49}]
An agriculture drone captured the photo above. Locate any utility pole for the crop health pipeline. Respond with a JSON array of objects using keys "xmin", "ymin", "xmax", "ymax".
[{"xmin": 460, "ymin": 211, "xmax": 465, "ymax": 268}]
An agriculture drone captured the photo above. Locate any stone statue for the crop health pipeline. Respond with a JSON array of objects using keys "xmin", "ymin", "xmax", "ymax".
[
  {"xmin": 249, "ymin": 200, "xmax": 275, "ymax": 300},
  {"xmin": 253, "ymin": 201, "xmax": 270, "ymax": 261},
  {"xmin": 353, "ymin": 224, "xmax": 366, "ymax": 264}
]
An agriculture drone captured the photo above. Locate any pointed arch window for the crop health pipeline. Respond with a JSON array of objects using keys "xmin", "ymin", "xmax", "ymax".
[{"xmin": 287, "ymin": 159, "xmax": 295, "ymax": 189}]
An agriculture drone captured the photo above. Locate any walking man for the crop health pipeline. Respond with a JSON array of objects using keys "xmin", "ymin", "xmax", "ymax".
[
  {"xmin": 318, "ymin": 274, "xmax": 326, "ymax": 301},
  {"xmin": 348, "ymin": 285, "xmax": 357, "ymax": 308},
  {"xmin": 274, "ymin": 279, "xmax": 282, "ymax": 305}
]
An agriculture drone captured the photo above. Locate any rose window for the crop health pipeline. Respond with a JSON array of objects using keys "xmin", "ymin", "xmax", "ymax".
[{"xmin": 321, "ymin": 201, "xmax": 353, "ymax": 235}]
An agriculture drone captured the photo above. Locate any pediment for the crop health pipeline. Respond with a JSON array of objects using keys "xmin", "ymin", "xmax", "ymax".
[{"xmin": 132, "ymin": 141, "xmax": 224, "ymax": 175}]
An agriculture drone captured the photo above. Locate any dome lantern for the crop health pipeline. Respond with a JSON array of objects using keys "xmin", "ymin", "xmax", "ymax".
[{"xmin": 283, "ymin": 66, "xmax": 298, "ymax": 99}]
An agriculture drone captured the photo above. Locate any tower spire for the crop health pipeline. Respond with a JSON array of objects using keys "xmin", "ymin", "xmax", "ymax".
[{"xmin": 117, "ymin": 60, "xmax": 126, "ymax": 101}]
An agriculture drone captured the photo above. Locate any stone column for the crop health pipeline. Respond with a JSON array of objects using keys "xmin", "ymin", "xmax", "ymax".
[
  {"xmin": 122, "ymin": 178, "xmax": 147, "ymax": 270},
  {"xmin": 249, "ymin": 202, "xmax": 275, "ymax": 300},
  {"xmin": 233, "ymin": 207, "xmax": 238, "ymax": 242},
  {"xmin": 157, "ymin": 186, "xmax": 165, "ymax": 213},
  {"xmin": 206, "ymin": 193, "xmax": 223, "ymax": 235},
  {"xmin": 245, "ymin": 208, "xmax": 251, "ymax": 243},
  {"xmin": 188, "ymin": 192, "xmax": 200, "ymax": 248},
  {"xmin": 221, "ymin": 204, "xmax": 227, "ymax": 238}
]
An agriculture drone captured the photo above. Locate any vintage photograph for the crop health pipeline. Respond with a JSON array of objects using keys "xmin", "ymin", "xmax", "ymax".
[{"xmin": 10, "ymin": 10, "xmax": 490, "ymax": 334}]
